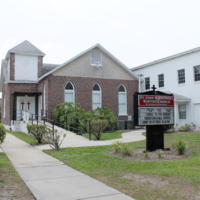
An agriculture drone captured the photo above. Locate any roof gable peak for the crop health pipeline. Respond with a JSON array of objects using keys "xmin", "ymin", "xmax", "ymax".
[{"xmin": 6, "ymin": 40, "xmax": 45, "ymax": 59}]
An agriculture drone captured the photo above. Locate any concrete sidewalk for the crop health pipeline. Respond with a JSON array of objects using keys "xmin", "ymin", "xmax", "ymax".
[
  {"xmin": 36, "ymin": 129, "xmax": 145, "ymax": 150},
  {"xmin": 0, "ymin": 130, "xmax": 145, "ymax": 200}
]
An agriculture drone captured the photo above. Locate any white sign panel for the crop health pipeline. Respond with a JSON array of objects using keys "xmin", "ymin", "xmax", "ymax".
[{"xmin": 139, "ymin": 107, "xmax": 174, "ymax": 125}]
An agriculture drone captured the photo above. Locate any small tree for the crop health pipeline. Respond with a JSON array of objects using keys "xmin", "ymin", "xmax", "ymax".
[
  {"xmin": 0, "ymin": 123, "xmax": 6, "ymax": 144},
  {"xmin": 89, "ymin": 119, "xmax": 108, "ymax": 140},
  {"xmin": 27, "ymin": 124, "xmax": 49, "ymax": 144},
  {"xmin": 45, "ymin": 130, "xmax": 66, "ymax": 150}
]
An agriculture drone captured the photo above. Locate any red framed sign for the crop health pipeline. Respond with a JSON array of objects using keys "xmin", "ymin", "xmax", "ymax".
[{"xmin": 138, "ymin": 95, "xmax": 174, "ymax": 107}]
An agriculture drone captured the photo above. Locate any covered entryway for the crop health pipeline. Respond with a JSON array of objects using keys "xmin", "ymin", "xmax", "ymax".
[{"xmin": 12, "ymin": 92, "xmax": 42, "ymax": 121}]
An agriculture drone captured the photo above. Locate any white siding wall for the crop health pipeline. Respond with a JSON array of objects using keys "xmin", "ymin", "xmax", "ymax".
[
  {"xmin": 132, "ymin": 51, "xmax": 200, "ymax": 130},
  {"xmin": 15, "ymin": 54, "xmax": 38, "ymax": 81}
]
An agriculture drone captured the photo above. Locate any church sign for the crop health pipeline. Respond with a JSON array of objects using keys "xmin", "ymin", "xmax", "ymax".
[
  {"xmin": 134, "ymin": 89, "xmax": 174, "ymax": 126},
  {"xmin": 138, "ymin": 95, "xmax": 174, "ymax": 125}
]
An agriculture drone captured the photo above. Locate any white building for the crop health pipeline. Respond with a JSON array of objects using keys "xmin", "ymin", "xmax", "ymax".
[{"xmin": 131, "ymin": 47, "xmax": 200, "ymax": 131}]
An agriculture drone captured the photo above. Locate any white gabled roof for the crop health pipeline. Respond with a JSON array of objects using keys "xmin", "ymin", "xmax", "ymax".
[
  {"xmin": 131, "ymin": 46, "xmax": 200, "ymax": 71},
  {"xmin": 38, "ymin": 43, "xmax": 138, "ymax": 82},
  {"xmin": 5, "ymin": 40, "xmax": 45, "ymax": 59}
]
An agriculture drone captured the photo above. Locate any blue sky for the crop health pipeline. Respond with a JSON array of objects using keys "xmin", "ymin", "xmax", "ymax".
[{"xmin": 1, "ymin": 0, "xmax": 200, "ymax": 68}]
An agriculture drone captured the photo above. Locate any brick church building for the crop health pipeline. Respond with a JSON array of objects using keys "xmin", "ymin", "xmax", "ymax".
[{"xmin": 0, "ymin": 40, "xmax": 138, "ymax": 130}]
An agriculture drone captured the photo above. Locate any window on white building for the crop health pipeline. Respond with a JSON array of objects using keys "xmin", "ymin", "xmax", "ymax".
[
  {"xmin": 65, "ymin": 82, "xmax": 75, "ymax": 103},
  {"xmin": 145, "ymin": 77, "xmax": 150, "ymax": 90},
  {"xmin": 194, "ymin": 65, "xmax": 200, "ymax": 82},
  {"xmin": 91, "ymin": 49, "xmax": 102, "ymax": 67},
  {"xmin": 118, "ymin": 85, "xmax": 127, "ymax": 115},
  {"xmin": 158, "ymin": 74, "xmax": 164, "ymax": 87},
  {"xmin": 178, "ymin": 69, "xmax": 185, "ymax": 84},
  {"xmin": 92, "ymin": 83, "xmax": 101, "ymax": 110},
  {"xmin": 179, "ymin": 104, "xmax": 186, "ymax": 119}
]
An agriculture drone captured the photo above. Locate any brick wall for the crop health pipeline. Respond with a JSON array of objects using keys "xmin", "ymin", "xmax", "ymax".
[
  {"xmin": 44, "ymin": 75, "xmax": 138, "ymax": 120},
  {"xmin": 38, "ymin": 56, "xmax": 43, "ymax": 78},
  {"xmin": 10, "ymin": 53, "xmax": 15, "ymax": 80}
]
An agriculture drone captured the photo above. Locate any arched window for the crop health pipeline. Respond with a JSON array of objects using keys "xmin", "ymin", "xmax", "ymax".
[
  {"xmin": 43, "ymin": 84, "xmax": 46, "ymax": 116},
  {"xmin": 118, "ymin": 84, "xmax": 127, "ymax": 115},
  {"xmin": 92, "ymin": 83, "xmax": 101, "ymax": 110},
  {"xmin": 65, "ymin": 82, "xmax": 75, "ymax": 103}
]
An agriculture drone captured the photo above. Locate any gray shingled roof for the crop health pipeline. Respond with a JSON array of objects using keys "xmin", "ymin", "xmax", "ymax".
[
  {"xmin": 5, "ymin": 40, "xmax": 45, "ymax": 59},
  {"xmin": 42, "ymin": 63, "xmax": 60, "ymax": 76}
]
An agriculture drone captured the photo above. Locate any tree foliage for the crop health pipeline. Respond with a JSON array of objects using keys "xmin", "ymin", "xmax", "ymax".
[
  {"xmin": 52, "ymin": 103, "xmax": 117, "ymax": 137},
  {"xmin": 0, "ymin": 123, "xmax": 6, "ymax": 144},
  {"xmin": 27, "ymin": 124, "xmax": 49, "ymax": 144}
]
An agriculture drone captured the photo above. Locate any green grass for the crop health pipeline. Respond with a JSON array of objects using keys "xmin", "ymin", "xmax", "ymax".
[
  {"xmin": 6, "ymin": 130, "xmax": 37, "ymax": 144},
  {"xmin": 82, "ymin": 131, "xmax": 127, "ymax": 140},
  {"xmin": 0, "ymin": 153, "xmax": 34, "ymax": 199},
  {"xmin": 44, "ymin": 133, "xmax": 200, "ymax": 200}
]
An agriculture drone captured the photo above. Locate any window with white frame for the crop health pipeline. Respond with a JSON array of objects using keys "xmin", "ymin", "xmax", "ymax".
[
  {"xmin": 3, "ymin": 96, "xmax": 6, "ymax": 118},
  {"xmin": 145, "ymin": 77, "xmax": 150, "ymax": 90},
  {"xmin": 178, "ymin": 69, "xmax": 185, "ymax": 84},
  {"xmin": 65, "ymin": 82, "xmax": 75, "ymax": 103},
  {"xmin": 179, "ymin": 104, "xmax": 186, "ymax": 119},
  {"xmin": 43, "ymin": 84, "xmax": 46, "ymax": 116},
  {"xmin": 91, "ymin": 49, "xmax": 102, "ymax": 67},
  {"xmin": 118, "ymin": 85, "xmax": 127, "ymax": 115},
  {"xmin": 194, "ymin": 65, "xmax": 200, "ymax": 82},
  {"xmin": 158, "ymin": 74, "xmax": 164, "ymax": 87},
  {"xmin": 92, "ymin": 83, "xmax": 101, "ymax": 110}
]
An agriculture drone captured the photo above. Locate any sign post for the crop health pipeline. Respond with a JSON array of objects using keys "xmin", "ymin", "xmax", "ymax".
[{"xmin": 134, "ymin": 85, "xmax": 174, "ymax": 151}]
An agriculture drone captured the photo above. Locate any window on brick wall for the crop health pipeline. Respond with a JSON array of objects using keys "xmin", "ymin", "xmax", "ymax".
[
  {"xmin": 178, "ymin": 69, "xmax": 185, "ymax": 84},
  {"xmin": 43, "ymin": 84, "xmax": 46, "ymax": 116},
  {"xmin": 158, "ymin": 74, "xmax": 164, "ymax": 87},
  {"xmin": 3, "ymin": 96, "xmax": 6, "ymax": 118},
  {"xmin": 145, "ymin": 77, "xmax": 150, "ymax": 90},
  {"xmin": 118, "ymin": 85, "xmax": 127, "ymax": 115},
  {"xmin": 91, "ymin": 49, "xmax": 102, "ymax": 67},
  {"xmin": 92, "ymin": 83, "xmax": 101, "ymax": 110},
  {"xmin": 65, "ymin": 82, "xmax": 75, "ymax": 103}
]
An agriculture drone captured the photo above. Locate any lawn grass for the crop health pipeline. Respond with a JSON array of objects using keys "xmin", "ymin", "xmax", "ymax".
[
  {"xmin": 6, "ymin": 130, "xmax": 37, "ymax": 144},
  {"xmin": 45, "ymin": 132, "xmax": 200, "ymax": 200},
  {"xmin": 81, "ymin": 130, "xmax": 127, "ymax": 140},
  {"xmin": 0, "ymin": 152, "xmax": 34, "ymax": 199}
]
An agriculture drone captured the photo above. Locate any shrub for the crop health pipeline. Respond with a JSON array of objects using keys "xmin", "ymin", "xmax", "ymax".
[
  {"xmin": 27, "ymin": 124, "xmax": 49, "ymax": 144},
  {"xmin": 0, "ymin": 123, "xmax": 6, "ymax": 144},
  {"xmin": 53, "ymin": 102, "xmax": 85, "ymax": 133},
  {"xmin": 89, "ymin": 120, "xmax": 108, "ymax": 140},
  {"xmin": 93, "ymin": 107, "xmax": 117, "ymax": 130},
  {"xmin": 120, "ymin": 143, "xmax": 134, "ymax": 156},
  {"xmin": 45, "ymin": 129, "xmax": 66, "ymax": 150},
  {"xmin": 179, "ymin": 124, "xmax": 190, "ymax": 131},
  {"xmin": 172, "ymin": 139, "xmax": 187, "ymax": 155},
  {"xmin": 112, "ymin": 141, "xmax": 123, "ymax": 153}
]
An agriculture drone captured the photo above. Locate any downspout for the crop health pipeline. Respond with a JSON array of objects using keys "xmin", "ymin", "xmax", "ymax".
[{"xmin": 137, "ymin": 74, "xmax": 143, "ymax": 93}]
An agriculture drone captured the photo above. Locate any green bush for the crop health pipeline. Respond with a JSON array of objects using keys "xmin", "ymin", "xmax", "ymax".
[
  {"xmin": 27, "ymin": 124, "xmax": 49, "ymax": 144},
  {"xmin": 89, "ymin": 120, "xmax": 108, "ymax": 140},
  {"xmin": 53, "ymin": 102, "xmax": 86, "ymax": 133},
  {"xmin": 112, "ymin": 141, "xmax": 133, "ymax": 156},
  {"xmin": 179, "ymin": 124, "xmax": 190, "ymax": 131},
  {"xmin": 120, "ymin": 143, "xmax": 134, "ymax": 156},
  {"xmin": 93, "ymin": 107, "xmax": 117, "ymax": 130},
  {"xmin": 112, "ymin": 141, "xmax": 123, "ymax": 153},
  {"xmin": 172, "ymin": 139, "xmax": 187, "ymax": 155},
  {"xmin": 0, "ymin": 123, "xmax": 6, "ymax": 144},
  {"xmin": 45, "ymin": 129, "xmax": 66, "ymax": 150}
]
